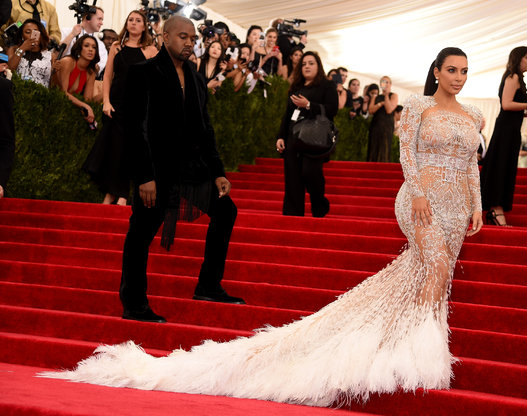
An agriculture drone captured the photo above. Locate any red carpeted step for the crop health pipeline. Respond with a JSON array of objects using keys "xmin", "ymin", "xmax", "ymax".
[{"xmin": 2, "ymin": 260, "xmax": 527, "ymax": 312}]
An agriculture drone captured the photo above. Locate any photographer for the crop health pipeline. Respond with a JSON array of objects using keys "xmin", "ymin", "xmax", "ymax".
[
  {"xmin": 272, "ymin": 18, "xmax": 307, "ymax": 66},
  {"xmin": 7, "ymin": 18, "xmax": 55, "ymax": 87},
  {"xmin": 226, "ymin": 42, "xmax": 250, "ymax": 92},
  {"xmin": 197, "ymin": 40, "xmax": 227, "ymax": 92},
  {"xmin": 60, "ymin": 5, "xmax": 107, "ymax": 75},
  {"xmin": 2, "ymin": 0, "xmax": 61, "ymax": 45},
  {"xmin": 347, "ymin": 78, "xmax": 363, "ymax": 119},
  {"xmin": 254, "ymin": 27, "xmax": 286, "ymax": 78},
  {"xmin": 245, "ymin": 24, "xmax": 262, "ymax": 63}
]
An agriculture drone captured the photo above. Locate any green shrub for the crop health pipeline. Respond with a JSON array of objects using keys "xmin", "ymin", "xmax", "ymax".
[{"xmin": 8, "ymin": 75, "xmax": 399, "ymax": 201}]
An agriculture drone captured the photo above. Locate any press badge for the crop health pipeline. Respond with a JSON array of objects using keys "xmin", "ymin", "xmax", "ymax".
[{"xmin": 291, "ymin": 109, "xmax": 301, "ymax": 121}]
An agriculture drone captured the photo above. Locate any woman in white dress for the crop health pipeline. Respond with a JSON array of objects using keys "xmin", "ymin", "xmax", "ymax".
[
  {"xmin": 7, "ymin": 19, "xmax": 55, "ymax": 87},
  {"xmin": 41, "ymin": 47, "xmax": 484, "ymax": 407}
]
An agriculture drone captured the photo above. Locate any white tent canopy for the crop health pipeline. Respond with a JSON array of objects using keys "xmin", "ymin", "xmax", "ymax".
[{"xmin": 51, "ymin": 0, "xmax": 527, "ymax": 138}]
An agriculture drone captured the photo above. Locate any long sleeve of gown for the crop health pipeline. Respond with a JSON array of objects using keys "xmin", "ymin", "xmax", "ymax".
[
  {"xmin": 399, "ymin": 95, "xmax": 425, "ymax": 199},
  {"xmin": 467, "ymin": 150, "xmax": 482, "ymax": 213}
]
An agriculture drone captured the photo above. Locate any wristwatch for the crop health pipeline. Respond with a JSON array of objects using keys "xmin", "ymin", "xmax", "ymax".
[
  {"xmin": 15, "ymin": 48, "xmax": 24, "ymax": 57},
  {"xmin": 306, "ymin": 101, "xmax": 311, "ymax": 110}
]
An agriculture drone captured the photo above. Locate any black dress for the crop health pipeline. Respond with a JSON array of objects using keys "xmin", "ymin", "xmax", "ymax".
[
  {"xmin": 367, "ymin": 93, "xmax": 394, "ymax": 162},
  {"xmin": 480, "ymin": 80, "xmax": 527, "ymax": 212},
  {"xmin": 83, "ymin": 46, "xmax": 147, "ymax": 200},
  {"xmin": 278, "ymin": 79, "xmax": 338, "ymax": 217},
  {"xmin": 254, "ymin": 51, "xmax": 280, "ymax": 76}
]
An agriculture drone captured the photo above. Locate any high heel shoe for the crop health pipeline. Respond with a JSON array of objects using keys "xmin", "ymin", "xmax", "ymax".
[{"xmin": 486, "ymin": 209, "xmax": 508, "ymax": 226}]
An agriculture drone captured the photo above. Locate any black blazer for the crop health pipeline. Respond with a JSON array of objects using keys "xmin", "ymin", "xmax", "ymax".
[
  {"xmin": 0, "ymin": 76, "xmax": 15, "ymax": 189},
  {"xmin": 123, "ymin": 45, "xmax": 225, "ymax": 187},
  {"xmin": 278, "ymin": 78, "xmax": 338, "ymax": 141}
]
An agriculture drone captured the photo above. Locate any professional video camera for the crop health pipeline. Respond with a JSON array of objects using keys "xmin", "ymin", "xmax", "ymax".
[
  {"xmin": 141, "ymin": 0, "xmax": 207, "ymax": 23},
  {"xmin": 198, "ymin": 19, "xmax": 223, "ymax": 38},
  {"xmin": 277, "ymin": 18, "xmax": 307, "ymax": 38},
  {"xmin": 68, "ymin": 0, "xmax": 98, "ymax": 24}
]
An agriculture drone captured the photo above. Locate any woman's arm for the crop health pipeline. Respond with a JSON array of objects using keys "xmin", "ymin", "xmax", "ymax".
[
  {"xmin": 399, "ymin": 96, "xmax": 425, "ymax": 199},
  {"xmin": 369, "ymin": 93, "xmax": 383, "ymax": 114},
  {"xmin": 501, "ymin": 74, "xmax": 527, "ymax": 111},
  {"xmin": 6, "ymin": 38, "xmax": 32, "ymax": 71},
  {"xmin": 83, "ymin": 70, "xmax": 96, "ymax": 101},
  {"xmin": 59, "ymin": 57, "xmax": 94, "ymax": 122},
  {"xmin": 383, "ymin": 92, "xmax": 398, "ymax": 114},
  {"xmin": 102, "ymin": 42, "xmax": 119, "ymax": 116}
]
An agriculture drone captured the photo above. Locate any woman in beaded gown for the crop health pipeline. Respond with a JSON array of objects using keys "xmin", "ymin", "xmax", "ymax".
[{"xmin": 41, "ymin": 48, "xmax": 483, "ymax": 406}]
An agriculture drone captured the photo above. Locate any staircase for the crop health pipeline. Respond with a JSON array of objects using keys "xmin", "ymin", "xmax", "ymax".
[{"xmin": 0, "ymin": 158, "xmax": 526, "ymax": 415}]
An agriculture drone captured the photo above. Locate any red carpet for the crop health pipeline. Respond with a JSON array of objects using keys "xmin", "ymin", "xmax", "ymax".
[{"xmin": 0, "ymin": 158, "xmax": 526, "ymax": 415}]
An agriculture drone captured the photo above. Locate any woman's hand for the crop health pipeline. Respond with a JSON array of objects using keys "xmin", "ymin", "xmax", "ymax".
[
  {"xmin": 20, "ymin": 38, "xmax": 35, "ymax": 52},
  {"xmin": 103, "ymin": 101, "xmax": 115, "ymax": 118},
  {"xmin": 276, "ymin": 138, "xmax": 285, "ymax": 153},
  {"xmin": 290, "ymin": 94, "xmax": 309, "ymax": 108},
  {"xmin": 412, "ymin": 196, "xmax": 433, "ymax": 227},
  {"xmin": 84, "ymin": 105, "xmax": 95, "ymax": 123},
  {"xmin": 466, "ymin": 211, "xmax": 483, "ymax": 236},
  {"xmin": 207, "ymin": 79, "xmax": 222, "ymax": 91}
]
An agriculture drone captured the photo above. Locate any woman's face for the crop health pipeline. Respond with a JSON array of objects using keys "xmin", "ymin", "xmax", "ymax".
[
  {"xmin": 248, "ymin": 28, "xmax": 261, "ymax": 46},
  {"xmin": 380, "ymin": 77, "xmax": 391, "ymax": 92},
  {"xmin": 291, "ymin": 50, "xmax": 302, "ymax": 65},
  {"xmin": 302, "ymin": 55, "xmax": 318, "ymax": 82},
  {"xmin": 434, "ymin": 55, "xmax": 468, "ymax": 95},
  {"xmin": 22, "ymin": 23, "xmax": 41, "ymax": 51},
  {"xmin": 265, "ymin": 31, "xmax": 277, "ymax": 47},
  {"xmin": 126, "ymin": 12, "xmax": 145, "ymax": 36},
  {"xmin": 369, "ymin": 88, "xmax": 379, "ymax": 97},
  {"xmin": 520, "ymin": 54, "xmax": 527, "ymax": 73},
  {"xmin": 208, "ymin": 41, "xmax": 222, "ymax": 60},
  {"xmin": 240, "ymin": 46, "xmax": 251, "ymax": 61},
  {"xmin": 81, "ymin": 37, "xmax": 97, "ymax": 62},
  {"xmin": 349, "ymin": 79, "xmax": 360, "ymax": 94}
]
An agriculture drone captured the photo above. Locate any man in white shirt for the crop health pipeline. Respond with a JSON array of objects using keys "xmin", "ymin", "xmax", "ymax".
[{"xmin": 61, "ymin": 6, "xmax": 107, "ymax": 75}]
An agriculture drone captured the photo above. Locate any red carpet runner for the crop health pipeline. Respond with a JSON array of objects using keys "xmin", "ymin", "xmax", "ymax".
[{"xmin": 0, "ymin": 158, "xmax": 526, "ymax": 415}]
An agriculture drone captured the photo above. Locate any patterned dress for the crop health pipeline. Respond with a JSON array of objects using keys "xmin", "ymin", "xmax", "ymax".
[
  {"xmin": 15, "ymin": 50, "xmax": 52, "ymax": 87},
  {"xmin": 41, "ymin": 94, "xmax": 483, "ymax": 406}
]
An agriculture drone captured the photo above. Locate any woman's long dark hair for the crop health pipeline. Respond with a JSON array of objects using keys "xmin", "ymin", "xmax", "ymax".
[
  {"xmin": 16, "ymin": 19, "xmax": 49, "ymax": 50},
  {"xmin": 423, "ymin": 47, "xmax": 467, "ymax": 96},
  {"xmin": 286, "ymin": 45, "xmax": 303, "ymax": 77},
  {"xmin": 118, "ymin": 10, "xmax": 153, "ymax": 48},
  {"xmin": 289, "ymin": 51, "xmax": 326, "ymax": 93},
  {"xmin": 70, "ymin": 34, "xmax": 100, "ymax": 74},
  {"xmin": 501, "ymin": 46, "xmax": 527, "ymax": 92},
  {"xmin": 198, "ymin": 40, "xmax": 225, "ymax": 80}
]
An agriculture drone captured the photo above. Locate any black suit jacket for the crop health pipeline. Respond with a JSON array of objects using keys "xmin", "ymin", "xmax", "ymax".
[
  {"xmin": 123, "ymin": 45, "xmax": 225, "ymax": 187},
  {"xmin": 0, "ymin": 76, "xmax": 15, "ymax": 190}
]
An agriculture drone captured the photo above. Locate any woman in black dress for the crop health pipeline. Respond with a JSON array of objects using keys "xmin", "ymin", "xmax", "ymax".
[
  {"xmin": 276, "ymin": 51, "xmax": 338, "ymax": 217},
  {"xmin": 480, "ymin": 46, "xmax": 527, "ymax": 225},
  {"xmin": 367, "ymin": 76, "xmax": 399, "ymax": 162},
  {"xmin": 197, "ymin": 40, "xmax": 227, "ymax": 92},
  {"xmin": 83, "ymin": 10, "xmax": 158, "ymax": 205}
]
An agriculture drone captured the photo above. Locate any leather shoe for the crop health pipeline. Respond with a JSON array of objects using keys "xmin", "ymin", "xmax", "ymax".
[
  {"xmin": 122, "ymin": 307, "xmax": 167, "ymax": 323},
  {"xmin": 193, "ymin": 286, "xmax": 246, "ymax": 304}
]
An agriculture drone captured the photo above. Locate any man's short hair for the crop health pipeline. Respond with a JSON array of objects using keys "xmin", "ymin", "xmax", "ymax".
[
  {"xmin": 337, "ymin": 67, "xmax": 348, "ymax": 73},
  {"xmin": 84, "ymin": 6, "xmax": 104, "ymax": 21},
  {"xmin": 163, "ymin": 15, "xmax": 194, "ymax": 33},
  {"xmin": 101, "ymin": 28, "xmax": 117, "ymax": 40}
]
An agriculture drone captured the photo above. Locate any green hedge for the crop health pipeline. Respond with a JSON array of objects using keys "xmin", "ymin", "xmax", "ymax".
[{"xmin": 8, "ymin": 75, "xmax": 399, "ymax": 201}]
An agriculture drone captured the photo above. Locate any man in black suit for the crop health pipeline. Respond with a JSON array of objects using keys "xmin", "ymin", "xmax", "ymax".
[
  {"xmin": 0, "ymin": 60, "xmax": 15, "ymax": 199},
  {"xmin": 120, "ymin": 15, "xmax": 245, "ymax": 323}
]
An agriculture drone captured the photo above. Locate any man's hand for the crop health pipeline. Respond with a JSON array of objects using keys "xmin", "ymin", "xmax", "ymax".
[
  {"xmin": 412, "ymin": 196, "xmax": 433, "ymax": 227},
  {"xmin": 215, "ymin": 177, "xmax": 231, "ymax": 198},
  {"xmin": 466, "ymin": 211, "xmax": 483, "ymax": 236},
  {"xmin": 139, "ymin": 180, "xmax": 156, "ymax": 207}
]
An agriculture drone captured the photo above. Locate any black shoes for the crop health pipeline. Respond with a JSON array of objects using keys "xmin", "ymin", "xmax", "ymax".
[
  {"xmin": 193, "ymin": 285, "xmax": 246, "ymax": 304},
  {"xmin": 122, "ymin": 307, "xmax": 167, "ymax": 323}
]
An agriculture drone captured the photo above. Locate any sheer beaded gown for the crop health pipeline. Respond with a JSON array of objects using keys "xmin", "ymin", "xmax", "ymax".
[{"xmin": 41, "ymin": 94, "xmax": 483, "ymax": 407}]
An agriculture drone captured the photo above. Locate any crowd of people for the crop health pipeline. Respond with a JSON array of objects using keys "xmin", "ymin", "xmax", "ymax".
[{"xmin": 2, "ymin": 3, "xmax": 527, "ymax": 409}]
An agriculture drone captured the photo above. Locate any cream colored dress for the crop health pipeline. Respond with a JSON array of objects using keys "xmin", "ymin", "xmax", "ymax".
[{"xmin": 41, "ymin": 94, "xmax": 483, "ymax": 407}]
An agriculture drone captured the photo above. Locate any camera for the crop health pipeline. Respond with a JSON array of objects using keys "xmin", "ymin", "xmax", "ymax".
[
  {"xmin": 68, "ymin": 0, "xmax": 98, "ymax": 24},
  {"xmin": 2, "ymin": 22, "xmax": 21, "ymax": 48},
  {"xmin": 199, "ymin": 20, "xmax": 224, "ymax": 38},
  {"xmin": 141, "ymin": 0, "xmax": 207, "ymax": 23},
  {"xmin": 277, "ymin": 18, "xmax": 307, "ymax": 38}
]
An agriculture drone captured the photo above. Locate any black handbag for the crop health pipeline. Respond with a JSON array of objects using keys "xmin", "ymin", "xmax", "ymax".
[{"xmin": 291, "ymin": 104, "xmax": 338, "ymax": 158}]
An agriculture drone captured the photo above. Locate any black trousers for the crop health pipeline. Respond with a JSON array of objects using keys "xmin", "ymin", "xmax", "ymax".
[
  {"xmin": 282, "ymin": 143, "xmax": 329, "ymax": 217},
  {"xmin": 119, "ymin": 183, "xmax": 237, "ymax": 312}
]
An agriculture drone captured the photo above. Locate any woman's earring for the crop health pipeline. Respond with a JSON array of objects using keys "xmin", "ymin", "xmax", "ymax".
[{"xmin": 435, "ymin": 78, "xmax": 438, "ymax": 84}]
